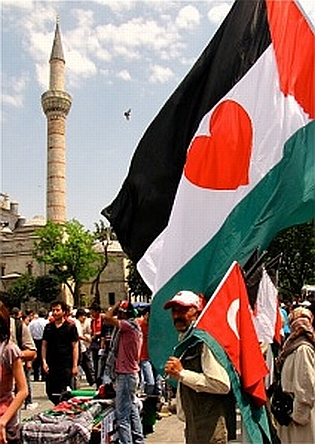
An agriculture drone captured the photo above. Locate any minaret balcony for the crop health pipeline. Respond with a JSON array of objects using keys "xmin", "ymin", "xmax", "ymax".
[{"xmin": 41, "ymin": 90, "xmax": 72, "ymax": 116}]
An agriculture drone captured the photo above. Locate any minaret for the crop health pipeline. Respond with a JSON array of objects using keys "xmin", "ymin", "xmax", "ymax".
[{"xmin": 41, "ymin": 18, "xmax": 72, "ymax": 224}]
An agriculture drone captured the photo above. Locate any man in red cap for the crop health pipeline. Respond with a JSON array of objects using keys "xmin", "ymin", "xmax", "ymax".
[
  {"xmin": 104, "ymin": 300, "xmax": 144, "ymax": 444},
  {"xmin": 164, "ymin": 290, "xmax": 231, "ymax": 444}
]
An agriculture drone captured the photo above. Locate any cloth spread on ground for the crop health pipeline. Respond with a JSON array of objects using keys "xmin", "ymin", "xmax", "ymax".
[{"xmin": 21, "ymin": 401, "xmax": 113, "ymax": 444}]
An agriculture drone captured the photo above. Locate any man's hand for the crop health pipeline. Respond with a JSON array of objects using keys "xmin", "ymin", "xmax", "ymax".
[
  {"xmin": 0, "ymin": 418, "xmax": 7, "ymax": 444},
  {"xmin": 42, "ymin": 361, "xmax": 49, "ymax": 374},
  {"xmin": 72, "ymin": 364, "xmax": 79, "ymax": 377},
  {"xmin": 20, "ymin": 349, "xmax": 36, "ymax": 363},
  {"xmin": 165, "ymin": 356, "xmax": 183, "ymax": 380}
]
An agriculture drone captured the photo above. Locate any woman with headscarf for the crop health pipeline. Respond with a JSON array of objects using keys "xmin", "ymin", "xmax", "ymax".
[
  {"xmin": 0, "ymin": 301, "xmax": 28, "ymax": 443},
  {"xmin": 277, "ymin": 306, "xmax": 315, "ymax": 443}
]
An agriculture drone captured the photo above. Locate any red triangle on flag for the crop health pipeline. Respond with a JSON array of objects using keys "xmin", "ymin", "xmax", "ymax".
[{"xmin": 195, "ymin": 261, "xmax": 269, "ymax": 407}]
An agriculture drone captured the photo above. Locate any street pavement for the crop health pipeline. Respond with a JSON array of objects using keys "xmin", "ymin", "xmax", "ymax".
[
  {"xmin": 20, "ymin": 379, "xmax": 243, "ymax": 443},
  {"xmin": 20, "ymin": 380, "xmax": 52, "ymax": 422}
]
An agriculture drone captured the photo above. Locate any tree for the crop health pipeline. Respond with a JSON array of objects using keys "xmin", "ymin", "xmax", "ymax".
[
  {"xmin": 94, "ymin": 220, "xmax": 117, "ymax": 242},
  {"xmin": 6, "ymin": 274, "xmax": 35, "ymax": 307},
  {"xmin": 126, "ymin": 260, "xmax": 152, "ymax": 301},
  {"xmin": 31, "ymin": 275, "xmax": 61, "ymax": 304},
  {"xmin": 91, "ymin": 220, "xmax": 115, "ymax": 305},
  {"xmin": 33, "ymin": 220, "xmax": 101, "ymax": 306},
  {"xmin": 267, "ymin": 220, "xmax": 315, "ymax": 299},
  {"xmin": 2, "ymin": 274, "xmax": 60, "ymax": 308}
]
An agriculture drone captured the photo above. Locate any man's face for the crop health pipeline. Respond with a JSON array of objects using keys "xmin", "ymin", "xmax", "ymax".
[
  {"xmin": 52, "ymin": 304, "xmax": 65, "ymax": 322},
  {"xmin": 78, "ymin": 314, "xmax": 86, "ymax": 324},
  {"xmin": 171, "ymin": 304, "xmax": 199, "ymax": 332},
  {"xmin": 90, "ymin": 309, "xmax": 99, "ymax": 319},
  {"xmin": 117, "ymin": 309, "xmax": 127, "ymax": 320},
  {"xmin": 90, "ymin": 308, "xmax": 97, "ymax": 319}
]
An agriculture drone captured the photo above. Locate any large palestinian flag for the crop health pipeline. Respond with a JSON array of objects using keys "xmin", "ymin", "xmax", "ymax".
[{"xmin": 103, "ymin": 0, "xmax": 315, "ymax": 374}]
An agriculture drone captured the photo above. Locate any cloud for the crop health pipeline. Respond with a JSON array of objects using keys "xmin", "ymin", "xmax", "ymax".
[
  {"xmin": 117, "ymin": 70, "xmax": 132, "ymax": 81},
  {"xmin": 175, "ymin": 5, "xmax": 200, "ymax": 30},
  {"xmin": 149, "ymin": 64, "xmax": 174, "ymax": 84},
  {"xmin": 95, "ymin": 18, "xmax": 182, "ymax": 61},
  {"xmin": 2, "ymin": 94, "xmax": 24, "ymax": 108},
  {"xmin": 2, "ymin": 74, "xmax": 29, "ymax": 108},
  {"xmin": 1, "ymin": 1, "xmax": 211, "ymax": 91},
  {"xmin": 2, "ymin": 0, "xmax": 33, "ymax": 9},
  {"xmin": 91, "ymin": 0, "xmax": 135, "ymax": 13},
  {"xmin": 71, "ymin": 8, "xmax": 95, "ymax": 28},
  {"xmin": 207, "ymin": 2, "xmax": 232, "ymax": 24},
  {"xmin": 16, "ymin": 5, "xmax": 99, "ymax": 89},
  {"xmin": 66, "ymin": 51, "xmax": 98, "ymax": 86}
]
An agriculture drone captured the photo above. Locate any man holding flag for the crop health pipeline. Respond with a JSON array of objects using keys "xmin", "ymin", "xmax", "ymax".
[
  {"xmin": 164, "ymin": 264, "xmax": 272, "ymax": 444},
  {"xmin": 164, "ymin": 290, "xmax": 232, "ymax": 444}
]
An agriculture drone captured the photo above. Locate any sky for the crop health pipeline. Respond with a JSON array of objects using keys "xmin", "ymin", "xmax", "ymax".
[{"xmin": 1, "ymin": 0, "xmax": 315, "ymax": 232}]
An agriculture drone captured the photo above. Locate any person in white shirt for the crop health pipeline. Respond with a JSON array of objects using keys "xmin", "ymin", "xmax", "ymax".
[
  {"xmin": 75, "ymin": 308, "xmax": 95, "ymax": 386},
  {"xmin": 29, "ymin": 308, "xmax": 49, "ymax": 382}
]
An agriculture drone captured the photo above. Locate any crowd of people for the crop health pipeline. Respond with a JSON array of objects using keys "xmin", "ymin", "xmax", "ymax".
[
  {"xmin": 0, "ymin": 291, "xmax": 314, "ymax": 444},
  {"xmin": 0, "ymin": 298, "xmax": 162, "ymax": 444}
]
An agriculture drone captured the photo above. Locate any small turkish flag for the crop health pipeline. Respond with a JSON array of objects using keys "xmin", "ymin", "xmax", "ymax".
[{"xmin": 195, "ymin": 261, "xmax": 269, "ymax": 407}]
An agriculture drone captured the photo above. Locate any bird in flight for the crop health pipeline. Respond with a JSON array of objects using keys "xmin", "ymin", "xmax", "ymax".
[{"xmin": 124, "ymin": 109, "xmax": 131, "ymax": 120}]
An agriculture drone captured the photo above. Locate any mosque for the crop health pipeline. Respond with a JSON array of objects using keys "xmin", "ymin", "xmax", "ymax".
[{"xmin": 0, "ymin": 21, "xmax": 128, "ymax": 307}]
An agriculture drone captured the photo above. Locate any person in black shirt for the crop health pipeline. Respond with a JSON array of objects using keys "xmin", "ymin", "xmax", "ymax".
[{"xmin": 42, "ymin": 300, "xmax": 79, "ymax": 405}]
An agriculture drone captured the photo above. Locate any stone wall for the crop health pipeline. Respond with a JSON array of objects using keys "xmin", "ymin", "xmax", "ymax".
[{"xmin": 0, "ymin": 219, "xmax": 128, "ymax": 305}]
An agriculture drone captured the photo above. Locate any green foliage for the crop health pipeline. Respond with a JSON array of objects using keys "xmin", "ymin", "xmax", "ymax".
[
  {"xmin": 33, "ymin": 220, "xmax": 101, "ymax": 305},
  {"xmin": 30, "ymin": 275, "xmax": 61, "ymax": 304},
  {"xmin": 267, "ymin": 220, "xmax": 315, "ymax": 298},
  {"xmin": 6, "ymin": 274, "xmax": 35, "ymax": 307},
  {"xmin": 91, "ymin": 220, "xmax": 116, "ymax": 304},
  {"xmin": 126, "ymin": 260, "xmax": 152, "ymax": 301},
  {"xmin": 94, "ymin": 220, "xmax": 117, "ymax": 242}
]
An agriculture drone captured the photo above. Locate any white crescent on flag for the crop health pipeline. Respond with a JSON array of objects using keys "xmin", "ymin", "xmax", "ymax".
[{"xmin": 227, "ymin": 298, "xmax": 240, "ymax": 340}]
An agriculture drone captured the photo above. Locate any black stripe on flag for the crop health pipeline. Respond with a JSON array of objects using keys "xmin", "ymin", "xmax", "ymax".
[{"xmin": 102, "ymin": 0, "xmax": 271, "ymax": 263}]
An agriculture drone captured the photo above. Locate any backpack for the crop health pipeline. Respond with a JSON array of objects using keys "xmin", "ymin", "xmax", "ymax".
[{"xmin": 270, "ymin": 380, "xmax": 293, "ymax": 426}]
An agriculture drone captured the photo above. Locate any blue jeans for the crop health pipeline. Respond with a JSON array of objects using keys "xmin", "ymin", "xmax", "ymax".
[
  {"xmin": 115, "ymin": 373, "xmax": 144, "ymax": 444},
  {"xmin": 140, "ymin": 360, "xmax": 155, "ymax": 395},
  {"xmin": 24, "ymin": 367, "xmax": 33, "ymax": 405}
]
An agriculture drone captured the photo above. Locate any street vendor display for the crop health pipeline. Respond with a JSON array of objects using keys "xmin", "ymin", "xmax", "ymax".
[{"xmin": 21, "ymin": 389, "xmax": 118, "ymax": 444}]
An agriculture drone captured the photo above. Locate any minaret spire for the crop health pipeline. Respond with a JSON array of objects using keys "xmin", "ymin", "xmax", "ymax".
[
  {"xmin": 49, "ymin": 16, "xmax": 65, "ymax": 90},
  {"xmin": 41, "ymin": 19, "xmax": 72, "ymax": 224},
  {"xmin": 50, "ymin": 17, "xmax": 64, "ymax": 59}
]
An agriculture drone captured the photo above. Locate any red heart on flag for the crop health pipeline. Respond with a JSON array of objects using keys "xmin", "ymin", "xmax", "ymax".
[{"xmin": 184, "ymin": 100, "xmax": 253, "ymax": 190}]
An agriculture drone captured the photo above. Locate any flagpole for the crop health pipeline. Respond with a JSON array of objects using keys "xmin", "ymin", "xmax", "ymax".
[
  {"xmin": 244, "ymin": 250, "xmax": 268, "ymax": 280},
  {"xmin": 265, "ymin": 252, "xmax": 283, "ymax": 287}
]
